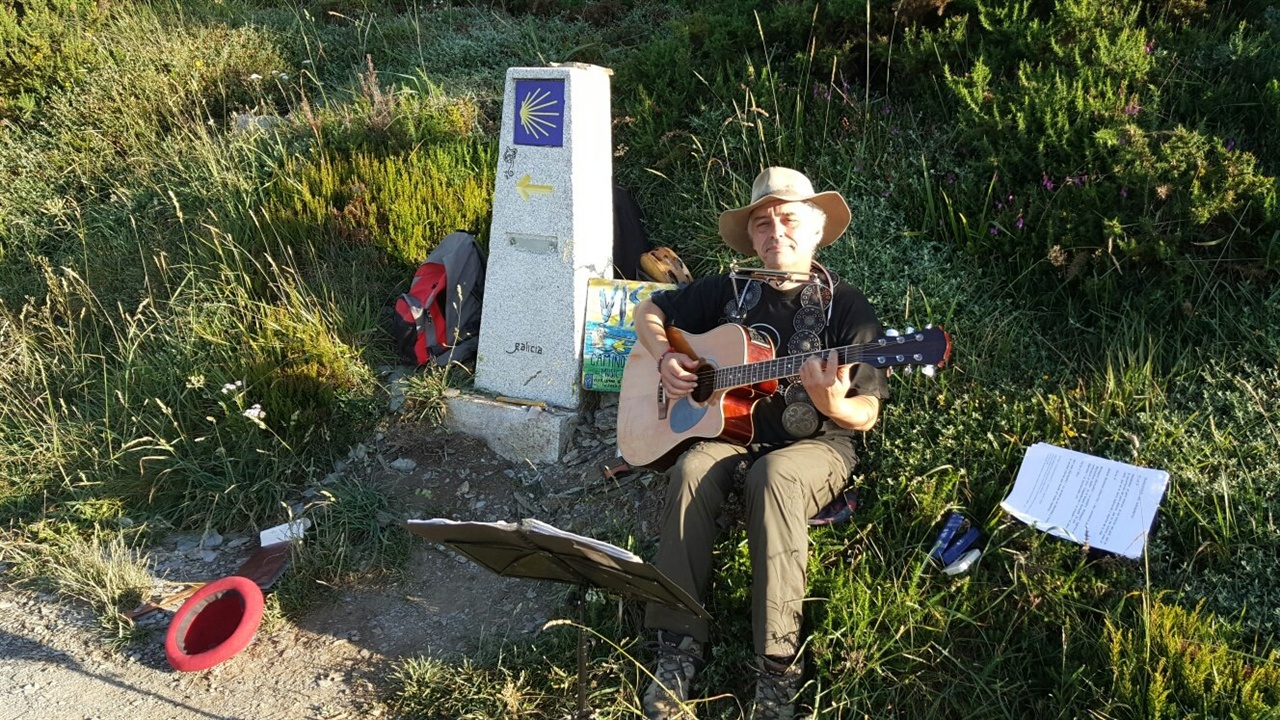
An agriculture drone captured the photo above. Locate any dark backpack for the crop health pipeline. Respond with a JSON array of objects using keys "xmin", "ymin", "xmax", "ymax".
[
  {"xmin": 612, "ymin": 185, "xmax": 652, "ymax": 280},
  {"xmin": 390, "ymin": 231, "xmax": 486, "ymax": 366}
]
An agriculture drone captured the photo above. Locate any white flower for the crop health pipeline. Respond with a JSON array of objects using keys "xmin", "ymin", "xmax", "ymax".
[
  {"xmin": 220, "ymin": 380, "xmax": 244, "ymax": 395},
  {"xmin": 249, "ymin": 73, "xmax": 263, "ymax": 81},
  {"xmin": 243, "ymin": 404, "xmax": 266, "ymax": 420},
  {"xmin": 278, "ymin": 73, "xmax": 289, "ymax": 81}
]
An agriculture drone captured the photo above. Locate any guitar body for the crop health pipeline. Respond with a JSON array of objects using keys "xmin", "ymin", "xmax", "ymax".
[
  {"xmin": 617, "ymin": 324, "xmax": 777, "ymax": 470},
  {"xmin": 616, "ymin": 322, "xmax": 951, "ymax": 470}
]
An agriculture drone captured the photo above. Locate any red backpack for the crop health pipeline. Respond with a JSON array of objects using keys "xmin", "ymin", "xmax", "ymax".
[{"xmin": 389, "ymin": 232, "xmax": 486, "ymax": 366}]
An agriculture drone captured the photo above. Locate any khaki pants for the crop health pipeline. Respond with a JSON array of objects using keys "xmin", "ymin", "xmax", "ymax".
[{"xmin": 643, "ymin": 439, "xmax": 851, "ymax": 658}]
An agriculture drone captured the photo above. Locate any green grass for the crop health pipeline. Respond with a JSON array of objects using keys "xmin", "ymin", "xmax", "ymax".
[{"xmin": 1, "ymin": 0, "xmax": 1277, "ymax": 717}]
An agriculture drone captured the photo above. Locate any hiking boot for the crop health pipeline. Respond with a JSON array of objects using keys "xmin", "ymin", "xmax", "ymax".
[
  {"xmin": 750, "ymin": 654, "xmax": 804, "ymax": 720},
  {"xmin": 642, "ymin": 631, "xmax": 704, "ymax": 719}
]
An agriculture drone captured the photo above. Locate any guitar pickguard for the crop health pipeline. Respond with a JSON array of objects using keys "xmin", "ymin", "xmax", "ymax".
[{"xmin": 668, "ymin": 397, "xmax": 709, "ymax": 434}]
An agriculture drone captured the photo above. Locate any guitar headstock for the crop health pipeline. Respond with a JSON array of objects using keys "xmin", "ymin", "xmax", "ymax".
[{"xmin": 872, "ymin": 326, "xmax": 952, "ymax": 375}]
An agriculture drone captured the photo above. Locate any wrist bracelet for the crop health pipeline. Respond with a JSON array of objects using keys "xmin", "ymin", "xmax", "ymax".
[{"xmin": 657, "ymin": 347, "xmax": 677, "ymax": 370}]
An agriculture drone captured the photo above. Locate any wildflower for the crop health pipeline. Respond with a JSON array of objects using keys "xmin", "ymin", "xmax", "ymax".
[
  {"xmin": 945, "ymin": 172, "xmax": 956, "ymax": 185},
  {"xmin": 880, "ymin": 189, "xmax": 891, "ymax": 198},
  {"xmin": 1040, "ymin": 173, "xmax": 1056, "ymax": 191},
  {"xmin": 243, "ymin": 404, "xmax": 266, "ymax": 420},
  {"xmin": 248, "ymin": 73, "xmax": 263, "ymax": 81},
  {"xmin": 1123, "ymin": 100, "xmax": 1141, "ymax": 116},
  {"xmin": 221, "ymin": 380, "xmax": 244, "ymax": 395},
  {"xmin": 1120, "ymin": 187, "xmax": 1129, "ymax": 198},
  {"xmin": 881, "ymin": 104, "xmax": 892, "ymax": 115},
  {"xmin": 989, "ymin": 224, "xmax": 999, "ymax": 236},
  {"xmin": 1047, "ymin": 245, "xmax": 1068, "ymax": 267},
  {"xmin": 1144, "ymin": 39, "xmax": 1155, "ymax": 54},
  {"xmin": 1225, "ymin": 139, "xmax": 1236, "ymax": 152},
  {"xmin": 1015, "ymin": 212, "xmax": 1025, "ymax": 230},
  {"xmin": 186, "ymin": 374, "xmax": 206, "ymax": 389},
  {"xmin": 278, "ymin": 73, "xmax": 290, "ymax": 81}
]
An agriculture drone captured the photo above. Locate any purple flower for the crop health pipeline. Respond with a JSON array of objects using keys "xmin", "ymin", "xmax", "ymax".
[
  {"xmin": 881, "ymin": 189, "xmax": 891, "ymax": 198},
  {"xmin": 1015, "ymin": 212, "xmax": 1024, "ymax": 230},
  {"xmin": 990, "ymin": 225, "xmax": 999, "ymax": 236},
  {"xmin": 1124, "ymin": 101, "xmax": 1141, "ymax": 116},
  {"xmin": 995, "ymin": 201, "xmax": 1005, "ymax": 211},
  {"xmin": 1144, "ymin": 39, "xmax": 1155, "ymax": 54},
  {"xmin": 1120, "ymin": 187, "xmax": 1129, "ymax": 198},
  {"xmin": 945, "ymin": 172, "xmax": 956, "ymax": 185},
  {"xmin": 1006, "ymin": 193, "xmax": 1014, "ymax": 203},
  {"xmin": 1041, "ymin": 173, "xmax": 1056, "ymax": 191},
  {"xmin": 1225, "ymin": 139, "xmax": 1236, "ymax": 152},
  {"xmin": 882, "ymin": 104, "xmax": 892, "ymax": 115}
]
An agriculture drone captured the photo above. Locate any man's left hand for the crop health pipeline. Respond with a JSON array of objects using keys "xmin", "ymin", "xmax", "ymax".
[{"xmin": 799, "ymin": 350, "xmax": 851, "ymax": 416}]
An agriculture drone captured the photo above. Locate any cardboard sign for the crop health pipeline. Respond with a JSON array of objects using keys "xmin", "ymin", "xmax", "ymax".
[{"xmin": 582, "ymin": 278, "xmax": 674, "ymax": 392}]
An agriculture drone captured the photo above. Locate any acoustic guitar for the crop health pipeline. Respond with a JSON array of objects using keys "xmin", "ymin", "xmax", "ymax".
[{"xmin": 616, "ymin": 324, "xmax": 951, "ymax": 469}]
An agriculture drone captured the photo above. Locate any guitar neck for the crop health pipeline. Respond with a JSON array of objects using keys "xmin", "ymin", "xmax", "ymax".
[{"xmin": 711, "ymin": 343, "xmax": 879, "ymax": 390}]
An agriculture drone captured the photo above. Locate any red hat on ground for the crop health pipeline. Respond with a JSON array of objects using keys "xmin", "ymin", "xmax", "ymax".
[{"xmin": 165, "ymin": 575, "xmax": 265, "ymax": 672}]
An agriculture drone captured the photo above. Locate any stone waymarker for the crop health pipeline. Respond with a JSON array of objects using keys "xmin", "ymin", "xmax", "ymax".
[
  {"xmin": 446, "ymin": 64, "xmax": 613, "ymax": 467},
  {"xmin": 473, "ymin": 64, "xmax": 614, "ymax": 410}
]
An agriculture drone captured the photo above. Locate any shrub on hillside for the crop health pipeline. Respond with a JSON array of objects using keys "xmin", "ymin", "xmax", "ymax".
[
  {"xmin": 919, "ymin": 0, "xmax": 1278, "ymax": 277},
  {"xmin": 0, "ymin": 0, "xmax": 106, "ymax": 121}
]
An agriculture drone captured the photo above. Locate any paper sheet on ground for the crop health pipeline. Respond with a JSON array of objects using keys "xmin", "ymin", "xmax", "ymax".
[{"xmin": 1000, "ymin": 443, "xmax": 1169, "ymax": 559}]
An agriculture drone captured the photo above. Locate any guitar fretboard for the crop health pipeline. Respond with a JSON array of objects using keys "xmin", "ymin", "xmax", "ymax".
[{"xmin": 705, "ymin": 338, "xmax": 923, "ymax": 390}]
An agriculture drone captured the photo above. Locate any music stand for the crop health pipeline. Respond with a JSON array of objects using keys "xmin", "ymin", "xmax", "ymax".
[{"xmin": 405, "ymin": 518, "xmax": 708, "ymax": 718}]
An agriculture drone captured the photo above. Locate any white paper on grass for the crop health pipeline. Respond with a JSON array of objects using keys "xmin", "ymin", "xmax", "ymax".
[
  {"xmin": 259, "ymin": 517, "xmax": 312, "ymax": 547},
  {"xmin": 1000, "ymin": 443, "xmax": 1169, "ymax": 559}
]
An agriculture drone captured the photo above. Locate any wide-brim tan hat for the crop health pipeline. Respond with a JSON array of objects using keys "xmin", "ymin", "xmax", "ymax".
[{"xmin": 717, "ymin": 167, "xmax": 852, "ymax": 256}]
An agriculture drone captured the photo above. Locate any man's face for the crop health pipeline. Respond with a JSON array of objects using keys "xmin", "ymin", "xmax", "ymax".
[{"xmin": 749, "ymin": 200, "xmax": 823, "ymax": 271}]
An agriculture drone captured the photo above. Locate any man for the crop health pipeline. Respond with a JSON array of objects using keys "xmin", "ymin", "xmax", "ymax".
[{"xmin": 633, "ymin": 167, "xmax": 889, "ymax": 719}]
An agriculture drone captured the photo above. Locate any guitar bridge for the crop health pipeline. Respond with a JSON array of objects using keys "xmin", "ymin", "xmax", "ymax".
[{"xmin": 657, "ymin": 383, "xmax": 668, "ymax": 420}]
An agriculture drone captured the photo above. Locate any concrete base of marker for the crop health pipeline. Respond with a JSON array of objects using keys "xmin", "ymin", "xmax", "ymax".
[{"xmin": 443, "ymin": 393, "xmax": 576, "ymax": 467}]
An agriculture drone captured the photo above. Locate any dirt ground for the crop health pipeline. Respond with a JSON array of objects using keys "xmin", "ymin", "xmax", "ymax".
[{"xmin": 0, "ymin": 394, "xmax": 662, "ymax": 720}]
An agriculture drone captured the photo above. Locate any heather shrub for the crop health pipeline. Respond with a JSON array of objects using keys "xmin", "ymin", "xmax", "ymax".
[
  {"xmin": 0, "ymin": 0, "xmax": 106, "ymax": 120},
  {"xmin": 919, "ymin": 0, "xmax": 1278, "ymax": 277}
]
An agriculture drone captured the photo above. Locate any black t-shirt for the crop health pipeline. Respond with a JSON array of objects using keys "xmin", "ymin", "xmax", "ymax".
[{"xmin": 652, "ymin": 273, "xmax": 889, "ymax": 465}]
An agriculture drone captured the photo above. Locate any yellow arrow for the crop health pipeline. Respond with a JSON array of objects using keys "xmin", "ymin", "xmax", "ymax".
[{"xmin": 516, "ymin": 174, "xmax": 554, "ymax": 201}]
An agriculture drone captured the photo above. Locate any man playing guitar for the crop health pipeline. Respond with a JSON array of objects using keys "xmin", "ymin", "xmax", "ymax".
[{"xmin": 634, "ymin": 167, "xmax": 890, "ymax": 720}]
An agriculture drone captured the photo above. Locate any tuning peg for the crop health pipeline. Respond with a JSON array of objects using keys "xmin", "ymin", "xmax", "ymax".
[
  {"xmin": 884, "ymin": 328, "xmax": 900, "ymax": 337},
  {"xmin": 922, "ymin": 365, "xmax": 936, "ymax": 378}
]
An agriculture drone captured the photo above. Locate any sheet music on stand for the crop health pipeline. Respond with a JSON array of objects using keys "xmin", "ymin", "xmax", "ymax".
[
  {"xmin": 405, "ymin": 517, "xmax": 706, "ymax": 617},
  {"xmin": 405, "ymin": 517, "xmax": 708, "ymax": 719}
]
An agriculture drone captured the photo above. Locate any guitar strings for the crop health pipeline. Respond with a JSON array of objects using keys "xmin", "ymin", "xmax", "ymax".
[{"xmin": 689, "ymin": 337, "xmax": 937, "ymax": 386}]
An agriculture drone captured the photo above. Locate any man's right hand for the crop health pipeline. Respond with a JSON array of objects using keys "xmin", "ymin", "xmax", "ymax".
[{"xmin": 659, "ymin": 352, "xmax": 700, "ymax": 399}]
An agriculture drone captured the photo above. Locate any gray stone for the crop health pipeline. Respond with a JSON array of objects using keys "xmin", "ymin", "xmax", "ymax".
[
  {"xmin": 443, "ymin": 393, "xmax": 575, "ymax": 470},
  {"xmin": 388, "ymin": 458, "xmax": 418, "ymax": 473}
]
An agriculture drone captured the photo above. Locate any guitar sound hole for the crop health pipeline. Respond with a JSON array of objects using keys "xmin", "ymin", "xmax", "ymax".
[{"xmin": 691, "ymin": 363, "xmax": 714, "ymax": 404}]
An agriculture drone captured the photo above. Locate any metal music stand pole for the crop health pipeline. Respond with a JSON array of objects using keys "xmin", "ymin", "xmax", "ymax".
[{"xmin": 571, "ymin": 587, "xmax": 591, "ymax": 719}]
